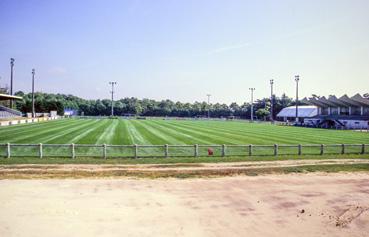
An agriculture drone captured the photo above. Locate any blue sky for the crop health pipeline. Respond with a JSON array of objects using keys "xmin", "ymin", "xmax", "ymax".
[{"xmin": 0, "ymin": 0, "xmax": 368, "ymax": 104}]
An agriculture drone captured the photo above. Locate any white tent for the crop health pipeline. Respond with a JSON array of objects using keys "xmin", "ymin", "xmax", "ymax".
[{"xmin": 277, "ymin": 105, "xmax": 318, "ymax": 118}]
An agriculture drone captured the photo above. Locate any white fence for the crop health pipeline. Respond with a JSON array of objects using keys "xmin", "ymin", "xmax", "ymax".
[
  {"xmin": 0, "ymin": 116, "xmax": 61, "ymax": 127},
  {"xmin": 0, "ymin": 143, "xmax": 368, "ymax": 159}
]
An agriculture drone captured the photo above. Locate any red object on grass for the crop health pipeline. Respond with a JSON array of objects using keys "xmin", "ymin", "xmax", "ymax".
[{"xmin": 208, "ymin": 148, "xmax": 214, "ymax": 156}]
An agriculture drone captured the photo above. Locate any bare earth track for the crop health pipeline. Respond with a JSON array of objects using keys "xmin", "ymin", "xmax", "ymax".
[
  {"xmin": 1, "ymin": 159, "xmax": 369, "ymax": 236},
  {"xmin": 1, "ymin": 173, "xmax": 369, "ymax": 236}
]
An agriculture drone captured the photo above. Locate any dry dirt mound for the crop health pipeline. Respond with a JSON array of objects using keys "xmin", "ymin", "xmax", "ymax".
[{"xmin": 335, "ymin": 205, "xmax": 369, "ymax": 228}]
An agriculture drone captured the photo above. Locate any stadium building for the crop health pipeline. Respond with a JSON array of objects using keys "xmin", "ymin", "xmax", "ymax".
[
  {"xmin": 0, "ymin": 93, "xmax": 23, "ymax": 119},
  {"xmin": 277, "ymin": 94, "xmax": 369, "ymax": 129}
]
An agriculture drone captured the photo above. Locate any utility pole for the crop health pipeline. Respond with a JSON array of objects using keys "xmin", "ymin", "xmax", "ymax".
[
  {"xmin": 109, "ymin": 82, "xmax": 117, "ymax": 116},
  {"xmin": 206, "ymin": 94, "xmax": 211, "ymax": 119},
  {"xmin": 249, "ymin": 88, "xmax": 255, "ymax": 121},
  {"xmin": 32, "ymin": 69, "xmax": 35, "ymax": 118},
  {"xmin": 270, "ymin": 79, "xmax": 274, "ymax": 121},
  {"xmin": 10, "ymin": 58, "xmax": 15, "ymax": 108},
  {"xmin": 295, "ymin": 75, "xmax": 300, "ymax": 123}
]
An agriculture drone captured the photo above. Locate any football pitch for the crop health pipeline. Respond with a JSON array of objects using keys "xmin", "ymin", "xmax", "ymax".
[{"xmin": 0, "ymin": 118, "xmax": 368, "ymax": 145}]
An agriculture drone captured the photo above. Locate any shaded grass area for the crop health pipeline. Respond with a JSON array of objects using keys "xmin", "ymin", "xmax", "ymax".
[
  {"xmin": 1, "ymin": 163, "xmax": 369, "ymax": 179},
  {"xmin": 1, "ymin": 154, "xmax": 369, "ymax": 165}
]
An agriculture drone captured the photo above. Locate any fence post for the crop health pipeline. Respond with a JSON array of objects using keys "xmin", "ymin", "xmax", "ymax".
[
  {"xmin": 39, "ymin": 143, "xmax": 43, "ymax": 158},
  {"xmin": 194, "ymin": 144, "xmax": 198, "ymax": 157},
  {"xmin": 6, "ymin": 143, "xmax": 10, "ymax": 158},
  {"xmin": 164, "ymin": 144, "xmax": 169, "ymax": 158},
  {"xmin": 103, "ymin": 144, "xmax": 107, "ymax": 159},
  {"xmin": 341, "ymin": 144, "xmax": 345, "ymax": 155},
  {"xmin": 71, "ymin": 143, "xmax": 75, "ymax": 159},
  {"xmin": 134, "ymin": 144, "xmax": 138, "ymax": 158},
  {"xmin": 361, "ymin": 144, "xmax": 365, "ymax": 154},
  {"xmin": 320, "ymin": 144, "xmax": 324, "ymax": 155},
  {"xmin": 221, "ymin": 144, "xmax": 226, "ymax": 157},
  {"xmin": 298, "ymin": 144, "xmax": 302, "ymax": 155},
  {"xmin": 274, "ymin": 144, "xmax": 278, "ymax": 156},
  {"xmin": 249, "ymin": 145, "xmax": 252, "ymax": 156}
]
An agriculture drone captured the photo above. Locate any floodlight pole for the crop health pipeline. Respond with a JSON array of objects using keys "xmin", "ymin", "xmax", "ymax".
[
  {"xmin": 32, "ymin": 69, "xmax": 35, "ymax": 118},
  {"xmin": 109, "ymin": 82, "xmax": 117, "ymax": 116},
  {"xmin": 295, "ymin": 75, "xmax": 300, "ymax": 123},
  {"xmin": 270, "ymin": 79, "xmax": 274, "ymax": 121},
  {"xmin": 10, "ymin": 58, "xmax": 15, "ymax": 108},
  {"xmin": 249, "ymin": 88, "xmax": 255, "ymax": 121},
  {"xmin": 206, "ymin": 94, "xmax": 211, "ymax": 119}
]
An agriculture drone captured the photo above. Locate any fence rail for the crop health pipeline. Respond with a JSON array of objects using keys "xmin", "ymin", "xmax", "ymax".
[{"xmin": 0, "ymin": 143, "xmax": 368, "ymax": 159}]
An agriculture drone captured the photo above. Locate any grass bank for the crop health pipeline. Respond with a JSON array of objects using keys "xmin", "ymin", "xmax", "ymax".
[
  {"xmin": 1, "ymin": 163, "xmax": 369, "ymax": 179},
  {"xmin": 1, "ymin": 154, "xmax": 369, "ymax": 165}
]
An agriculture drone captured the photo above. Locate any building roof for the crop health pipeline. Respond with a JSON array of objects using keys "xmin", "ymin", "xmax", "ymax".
[
  {"xmin": 351, "ymin": 93, "xmax": 369, "ymax": 106},
  {"xmin": 304, "ymin": 94, "xmax": 369, "ymax": 107},
  {"xmin": 277, "ymin": 105, "xmax": 318, "ymax": 118},
  {"xmin": 327, "ymin": 95, "xmax": 350, "ymax": 107},
  {"xmin": 0, "ymin": 93, "xmax": 23, "ymax": 101}
]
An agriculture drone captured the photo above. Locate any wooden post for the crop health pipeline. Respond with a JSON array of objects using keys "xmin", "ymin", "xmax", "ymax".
[
  {"xmin": 298, "ymin": 144, "xmax": 302, "ymax": 155},
  {"xmin": 221, "ymin": 144, "xmax": 226, "ymax": 157},
  {"xmin": 194, "ymin": 144, "xmax": 199, "ymax": 157},
  {"xmin": 39, "ymin": 143, "xmax": 43, "ymax": 158},
  {"xmin": 103, "ymin": 144, "xmax": 107, "ymax": 159},
  {"xmin": 361, "ymin": 144, "xmax": 365, "ymax": 154},
  {"xmin": 164, "ymin": 144, "xmax": 169, "ymax": 158},
  {"xmin": 249, "ymin": 145, "xmax": 252, "ymax": 156},
  {"xmin": 320, "ymin": 144, "xmax": 324, "ymax": 155},
  {"xmin": 6, "ymin": 143, "xmax": 10, "ymax": 158},
  {"xmin": 71, "ymin": 143, "xmax": 75, "ymax": 159},
  {"xmin": 134, "ymin": 144, "xmax": 138, "ymax": 158},
  {"xmin": 274, "ymin": 144, "xmax": 278, "ymax": 156},
  {"xmin": 341, "ymin": 144, "xmax": 345, "ymax": 155}
]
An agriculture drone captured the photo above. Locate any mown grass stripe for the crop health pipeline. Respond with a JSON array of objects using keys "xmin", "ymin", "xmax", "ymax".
[
  {"xmin": 96, "ymin": 119, "xmax": 119, "ymax": 144},
  {"xmin": 161, "ymin": 120, "xmax": 250, "ymax": 144},
  {"xmin": 125, "ymin": 120, "xmax": 152, "ymax": 144},
  {"xmin": 150, "ymin": 120, "xmax": 217, "ymax": 144},
  {"xmin": 136, "ymin": 120, "xmax": 186, "ymax": 144},
  {"xmin": 71, "ymin": 120, "xmax": 109, "ymax": 144},
  {"xmin": 0, "ymin": 119, "xmax": 78, "ymax": 140},
  {"xmin": 111, "ymin": 120, "xmax": 133, "ymax": 145},
  {"xmin": 34, "ymin": 119, "xmax": 99, "ymax": 144},
  {"xmin": 3, "ymin": 119, "xmax": 86, "ymax": 143},
  {"xmin": 75, "ymin": 119, "xmax": 111, "ymax": 144}
]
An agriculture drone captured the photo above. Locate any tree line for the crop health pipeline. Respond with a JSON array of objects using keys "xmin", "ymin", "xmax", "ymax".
[{"xmin": 13, "ymin": 91, "xmax": 295, "ymax": 119}]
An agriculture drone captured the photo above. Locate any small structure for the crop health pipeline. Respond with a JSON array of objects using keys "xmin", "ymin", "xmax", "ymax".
[
  {"xmin": 277, "ymin": 106, "xmax": 318, "ymax": 123},
  {"xmin": 64, "ymin": 108, "xmax": 78, "ymax": 116}
]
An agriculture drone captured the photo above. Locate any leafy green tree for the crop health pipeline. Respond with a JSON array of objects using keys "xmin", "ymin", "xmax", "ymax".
[
  {"xmin": 11, "ymin": 91, "xmax": 294, "ymax": 119},
  {"xmin": 256, "ymin": 108, "xmax": 270, "ymax": 120}
]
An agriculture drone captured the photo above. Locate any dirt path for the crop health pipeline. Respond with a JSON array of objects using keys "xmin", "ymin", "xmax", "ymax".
[
  {"xmin": 1, "ymin": 174, "xmax": 369, "ymax": 237},
  {"xmin": 1, "ymin": 159, "xmax": 369, "ymax": 178}
]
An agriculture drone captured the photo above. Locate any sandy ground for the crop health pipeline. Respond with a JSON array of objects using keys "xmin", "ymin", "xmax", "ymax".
[{"xmin": 0, "ymin": 174, "xmax": 369, "ymax": 237}]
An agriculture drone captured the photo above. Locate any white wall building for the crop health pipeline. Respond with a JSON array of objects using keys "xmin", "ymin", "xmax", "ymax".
[
  {"xmin": 300, "ymin": 94, "xmax": 369, "ymax": 129},
  {"xmin": 277, "ymin": 106, "xmax": 318, "ymax": 123}
]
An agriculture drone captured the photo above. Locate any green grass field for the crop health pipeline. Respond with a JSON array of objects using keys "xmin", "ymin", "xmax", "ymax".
[
  {"xmin": 0, "ymin": 118, "xmax": 368, "ymax": 159},
  {"xmin": 0, "ymin": 118, "xmax": 368, "ymax": 145}
]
